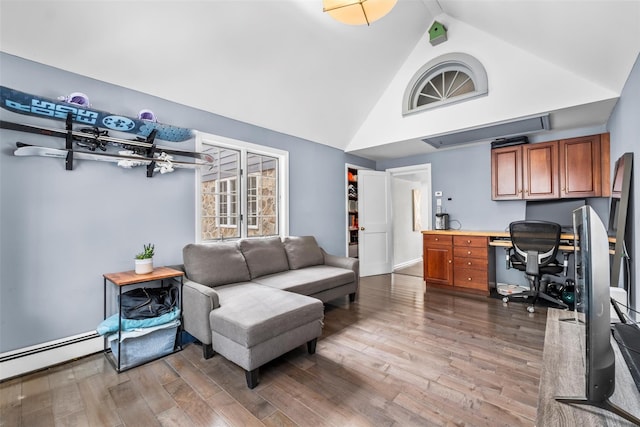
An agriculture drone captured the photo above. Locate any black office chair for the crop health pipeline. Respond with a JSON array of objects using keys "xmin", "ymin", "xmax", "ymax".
[{"xmin": 505, "ymin": 220, "xmax": 569, "ymax": 313}]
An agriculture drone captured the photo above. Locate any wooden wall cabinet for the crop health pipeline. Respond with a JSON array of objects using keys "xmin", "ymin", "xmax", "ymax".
[
  {"xmin": 491, "ymin": 145, "xmax": 523, "ymax": 200},
  {"xmin": 559, "ymin": 134, "xmax": 610, "ymax": 198},
  {"xmin": 522, "ymin": 141, "xmax": 559, "ymax": 199},
  {"xmin": 491, "ymin": 141, "xmax": 558, "ymax": 200},
  {"xmin": 491, "ymin": 133, "xmax": 610, "ymax": 200}
]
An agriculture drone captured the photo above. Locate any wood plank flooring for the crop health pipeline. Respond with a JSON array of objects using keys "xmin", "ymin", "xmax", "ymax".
[
  {"xmin": 0, "ymin": 273, "xmax": 548, "ymax": 426},
  {"xmin": 393, "ymin": 261, "xmax": 423, "ymax": 278}
]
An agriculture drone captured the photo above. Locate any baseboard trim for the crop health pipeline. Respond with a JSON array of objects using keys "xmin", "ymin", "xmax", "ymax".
[
  {"xmin": 0, "ymin": 331, "xmax": 103, "ymax": 381},
  {"xmin": 393, "ymin": 258, "xmax": 422, "ymax": 271}
]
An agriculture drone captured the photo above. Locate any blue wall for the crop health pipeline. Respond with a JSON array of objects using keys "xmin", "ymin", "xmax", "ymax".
[
  {"xmin": 2, "ymin": 49, "xmax": 639, "ymax": 353},
  {"xmin": 608, "ymin": 52, "xmax": 640, "ymax": 315},
  {"xmin": 0, "ymin": 53, "xmax": 373, "ymax": 352}
]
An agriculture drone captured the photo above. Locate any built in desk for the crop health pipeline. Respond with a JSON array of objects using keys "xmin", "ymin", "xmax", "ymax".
[{"xmin": 421, "ymin": 230, "xmax": 613, "ymax": 295}]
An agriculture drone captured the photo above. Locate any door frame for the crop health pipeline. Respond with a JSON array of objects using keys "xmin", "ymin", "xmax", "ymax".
[
  {"xmin": 386, "ymin": 163, "xmax": 432, "ymax": 269},
  {"xmin": 345, "ymin": 162, "xmax": 432, "ymax": 269}
]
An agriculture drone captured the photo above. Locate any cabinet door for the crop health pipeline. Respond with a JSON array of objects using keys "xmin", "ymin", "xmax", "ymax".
[
  {"xmin": 523, "ymin": 141, "xmax": 559, "ymax": 199},
  {"xmin": 424, "ymin": 246, "xmax": 453, "ymax": 285},
  {"xmin": 559, "ymin": 135, "xmax": 601, "ymax": 198},
  {"xmin": 491, "ymin": 145, "xmax": 523, "ymax": 200},
  {"xmin": 423, "ymin": 235, "xmax": 453, "ymax": 285}
]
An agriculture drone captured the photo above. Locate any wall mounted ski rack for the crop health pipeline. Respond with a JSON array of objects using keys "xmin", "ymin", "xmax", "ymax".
[{"xmin": 58, "ymin": 112, "xmax": 161, "ymax": 178}]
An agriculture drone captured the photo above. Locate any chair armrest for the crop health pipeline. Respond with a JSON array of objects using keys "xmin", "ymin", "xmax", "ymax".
[
  {"xmin": 321, "ymin": 248, "xmax": 359, "ymax": 290},
  {"xmin": 181, "ymin": 278, "xmax": 220, "ymax": 345}
]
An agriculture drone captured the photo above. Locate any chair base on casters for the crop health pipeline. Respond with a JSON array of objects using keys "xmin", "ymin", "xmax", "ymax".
[{"xmin": 503, "ymin": 276, "xmax": 568, "ymax": 313}]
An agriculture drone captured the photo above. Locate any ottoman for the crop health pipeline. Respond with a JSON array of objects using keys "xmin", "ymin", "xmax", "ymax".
[{"xmin": 209, "ymin": 283, "xmax": 324, "ymax": 388}]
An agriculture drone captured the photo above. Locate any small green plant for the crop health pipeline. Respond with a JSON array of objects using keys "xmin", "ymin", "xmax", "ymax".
[{"xmin": 135, "ymin": 243, "xmax": 155, "ymax": 260}]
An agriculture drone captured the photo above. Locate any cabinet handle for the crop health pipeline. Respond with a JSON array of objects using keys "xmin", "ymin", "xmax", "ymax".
[
  {"xmin": 468, "ymin": 277, "xmax": 472, "ymax": 281},
  {"xmin": 466, "ymin": 240, "xmax": 471, "ymax": 244},
  {"xmin": 435, "ymin": 237, "xmax": 439, "ymax": 241},
  {"xmin": 448, "ymin": 260, "xmax": 452, "ymax": 264},
  {"xmin": 467, "ymin": 251, "xmax": 472, "ymax": 255},
  {"xmin": 468, "ymin": 261, "xmax": 472, "ymax": 266},
  {"xmin": 360, "ymin": 227, "xmax": 365, "ymax": 231}
]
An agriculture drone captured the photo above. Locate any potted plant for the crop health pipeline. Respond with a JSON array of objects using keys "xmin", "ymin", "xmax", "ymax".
[{"xmin": 134, "ymin": 243, "xmax": 155, "ymax": 274}]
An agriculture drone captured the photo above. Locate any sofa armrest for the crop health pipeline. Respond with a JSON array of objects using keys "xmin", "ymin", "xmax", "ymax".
[
  {"xmin": 181, "ymin": 277, "xmax": 220, "ymax": 345},
  {"xmin": 321, "ymin": 249, "xmax": 359, "ymax": 290}
]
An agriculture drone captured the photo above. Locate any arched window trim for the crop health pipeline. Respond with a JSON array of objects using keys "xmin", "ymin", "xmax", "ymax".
[{"xmin": 403, "ymin": 52, "xmax": 488, "ymax": 116}]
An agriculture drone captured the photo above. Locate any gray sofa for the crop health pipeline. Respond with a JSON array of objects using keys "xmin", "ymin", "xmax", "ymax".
[{"xmin": 175, "ymin": 236, "xmax": 359, "ymax": 388}]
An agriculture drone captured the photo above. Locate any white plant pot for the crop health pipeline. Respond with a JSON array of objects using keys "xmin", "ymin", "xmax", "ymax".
[{"xmin": 135, "ymin": 258, "xmax": 153, "ymax": 274}]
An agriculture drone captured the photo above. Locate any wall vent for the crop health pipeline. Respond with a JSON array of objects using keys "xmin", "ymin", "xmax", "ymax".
[{"xmin": 422, "ymin": 114, "xmax": 550, "ymax": 149}]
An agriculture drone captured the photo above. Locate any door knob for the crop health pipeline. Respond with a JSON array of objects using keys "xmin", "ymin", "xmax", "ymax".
[{"xmin": 360, "ymin": 227, "xmax": 365, "ymax": 231}]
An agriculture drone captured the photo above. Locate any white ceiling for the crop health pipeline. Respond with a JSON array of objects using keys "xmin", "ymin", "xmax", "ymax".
[{"xmin": 1, "ymin": 0, "xmax": 639, "ymax": 161}]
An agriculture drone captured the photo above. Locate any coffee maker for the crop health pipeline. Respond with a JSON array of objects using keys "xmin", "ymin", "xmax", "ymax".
[{"xmin": 435, "ymin": 212, "xmax": 449, "ymax": 230}]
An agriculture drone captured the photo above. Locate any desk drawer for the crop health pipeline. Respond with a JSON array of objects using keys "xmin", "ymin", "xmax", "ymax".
[
  {"xmin": 453, "ymin": 235, "xmax": 487, "ymax": 248},
  {"xmin": 454, "ymin": 257, "xmax": 487, "ymax": 270},
  {"xmin": 453, "ymin": 246, "xmax": 488, "ymax": 259},
  {"xmin": 453, "ymin": 267, "xmax": 488, "ymax": 290},
  {"xmin": 424, "ymin": 235, "xmax": 452, "ymax": 246}
]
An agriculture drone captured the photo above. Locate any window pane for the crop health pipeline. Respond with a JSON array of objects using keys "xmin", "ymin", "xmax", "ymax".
[
  {"xmin": 198, "ymin": 139, "xmax": 283, "ymax": 242},
  {"xmin": 201, "ymin": 146, "xmax": 240, "ymax": 241},
  {"xmin": 448, "ymin": 71, "xmax": 474, "ymax": 97},
  {"xmin": 417, "ymin": 75, "xmax": 442, "ymax": 106},
  {"xmin": 247, "ymin": 175, "xmax": 258, "ymax": 228},
  {"xmin": 247, "ymin": 153, "xmax": 278, "ymax": 237}
]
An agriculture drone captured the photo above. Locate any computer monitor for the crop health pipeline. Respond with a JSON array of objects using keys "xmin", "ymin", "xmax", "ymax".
[
  {"xmin": 525, "ymin": 198, "xmax": 586, "ymax": 232},
  {"xmin": 554, "ymin": 205, "xmax": 640, "ymax": 425}
]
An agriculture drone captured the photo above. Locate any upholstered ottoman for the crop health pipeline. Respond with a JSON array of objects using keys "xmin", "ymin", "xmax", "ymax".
[{"xmin": 209, "ymin": 283, "xmax": 323, "ymax": 388}]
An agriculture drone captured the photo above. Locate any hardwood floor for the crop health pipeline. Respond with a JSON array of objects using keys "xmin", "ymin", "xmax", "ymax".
[
  {"xmin": 393, "ymin": 261, "xmax": 423, "ymax": 277},
  {"xmin": 1, "ymin": 273, "xmax": 548, "ymax": 426}
]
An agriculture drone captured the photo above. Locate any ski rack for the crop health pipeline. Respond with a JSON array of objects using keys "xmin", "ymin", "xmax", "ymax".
[
  {"xmin": 21, "ymin": 113, "xmax": 168, "ymax": 178},
  {"xmin": 144, "ymin": 129, "xmax": 158, "ymax": 178},
  {"xmin": 65, "ymin": 112, "xmax": 73, "ymax": 170}
]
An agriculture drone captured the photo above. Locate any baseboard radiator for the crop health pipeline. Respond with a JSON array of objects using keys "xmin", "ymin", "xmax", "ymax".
[{"xmin": 0, "ymin": 331, "xmax": 103, "ymax": 381}]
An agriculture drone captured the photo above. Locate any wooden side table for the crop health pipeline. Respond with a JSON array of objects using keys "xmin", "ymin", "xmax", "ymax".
[{"xmin": 103, "ymin": 266, "xmax": 184, "ymax": 372}]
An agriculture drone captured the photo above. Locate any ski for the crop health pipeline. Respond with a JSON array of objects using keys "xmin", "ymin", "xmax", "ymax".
[
  {"xmin": 1, "ymin": 86, "xmax": 194, "ymax": 142},
  {"xmin": 15, "ymin": 142, "xmax": 203, "ymax": 175},
  {"xmin": 1, "ymin": 120, "xmax": 213, "ymax": 163}
]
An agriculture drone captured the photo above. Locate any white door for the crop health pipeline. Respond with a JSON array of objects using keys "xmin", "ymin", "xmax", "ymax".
[{"xmin": 358, "ymin": 170, "xmax": 392, "ymax": 276}]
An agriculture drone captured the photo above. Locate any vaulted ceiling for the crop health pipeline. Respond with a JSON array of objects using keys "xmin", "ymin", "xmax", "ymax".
[{"xmin": 1, "ymin": 0, "xmax": 639, "ymax": 160}]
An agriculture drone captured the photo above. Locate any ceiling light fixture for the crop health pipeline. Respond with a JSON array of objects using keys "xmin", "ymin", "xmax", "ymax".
[{"xmin": 323, "ymin": 0, "xmax": 398, "ymax": 26}]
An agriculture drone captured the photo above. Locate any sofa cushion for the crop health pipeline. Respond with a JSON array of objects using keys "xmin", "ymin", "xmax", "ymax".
[
  {"xmin": 283, "ymin": 236, "xmax": 324, "ymax": 270},
  {"xmin": 183, "ymin": 243, "xmax": 250, "ymax": 287},
  {"xmin": 239, "ymin": 237, "xmax": 289, "ymax": 279},
  {"xmin": 252, "ymin": 265, "xmax": 355, "ymax": 296},
  {"xmin": 210, "ymin": 283, "xmax": 323, "ymax": 348}
]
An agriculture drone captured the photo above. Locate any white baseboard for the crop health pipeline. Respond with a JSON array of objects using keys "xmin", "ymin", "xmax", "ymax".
[
  {"xmin": 393, "ymin": 258, "xmax": 422, "ymax": 271},
  {"xmin": 0, "ymin": 332, "xmax": 103, "ymax": 381}
]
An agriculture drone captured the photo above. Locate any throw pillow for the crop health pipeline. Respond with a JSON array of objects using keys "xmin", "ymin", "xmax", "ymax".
[
  {"xmin": 283, "ymin": 236, "xmax": 324, "ymax": 269},
  {"xmin": 183, "ymin": 242, "xmax": 251, "ymax": 286},
  {"xmin": 238, "ymin": 237, "xmax": 290, "ymax": 279}
]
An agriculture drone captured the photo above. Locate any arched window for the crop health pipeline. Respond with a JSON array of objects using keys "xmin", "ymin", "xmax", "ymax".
[{"xmin": 403, "ymin": 53, "xmax": 488, "ymax": 115}]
